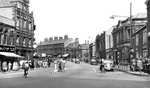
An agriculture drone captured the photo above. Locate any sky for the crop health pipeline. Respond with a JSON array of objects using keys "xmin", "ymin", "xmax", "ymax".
[{"xmin": 29, "ymin": 0, "xmax": 147, "ymax": 44}]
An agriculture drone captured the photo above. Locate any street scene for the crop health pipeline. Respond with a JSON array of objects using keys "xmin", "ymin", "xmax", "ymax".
[
  {"xmin": 0, "ymin": 0, "xmax": 150, "ymax": 88},
  {"xmin": 0, "ymin": 61, "xmax": 150, "ymax": 88}
]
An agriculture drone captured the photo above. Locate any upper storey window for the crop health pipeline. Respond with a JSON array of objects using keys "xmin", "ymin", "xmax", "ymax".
[{"xmin": 17, "ymin": 2, "xmax": 22, "ymax": 9}]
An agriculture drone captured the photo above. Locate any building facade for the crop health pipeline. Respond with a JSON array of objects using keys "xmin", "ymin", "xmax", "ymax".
[
  {"xmin": 131, "ymin": 13, "xmax": 147, "ymax": 59},
  {"xmin": 95, "ymin": 31, "xmax": 106, "ymax": 59},
  {"xmin": 66, "ymin": 38, "xmax": 82, "ymax": 60},
  {"xmin": 105, "ymin": 27, "xmax": 114, "ymax": 59},
  {"xmin": 0, "ymin": 0, "xmax": 35, "ymax": 60},
  {"xmin": 112, "ymin": 13, "xmax": 146, "ymax": 65},
  {"xmin": 80, "ymin": 43, "xmax": 90, "ymax": 61},
  {"xmin": 37, "ymin": 35, "xmax": 73, "ymax": 58},
  {"xmin": 146, "ymin": 0, "xmax": 150, "ymax": 57},
  {"xmin": 0, "ymin": 15, "xmax": 16, "ymax": 71}
]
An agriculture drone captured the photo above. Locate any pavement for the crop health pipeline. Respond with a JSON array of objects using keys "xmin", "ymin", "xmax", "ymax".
[
  {"xmin": 0, "ymin": 62, "xmax": 150, "ymax": 77},
  {"xmin": 114, "ymin": 65, "xmax": 150, "ymax": 77},
  {"xmin": 0, "ymin": 63, "xmax": 55, "ymax": 75}
]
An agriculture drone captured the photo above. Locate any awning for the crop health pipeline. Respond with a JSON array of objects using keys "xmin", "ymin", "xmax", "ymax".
[
  {"xmin": 63, "ymin": 54, "xmax": 69, "ymax": 57},
  {"xmin": 0, "ymin": 52, "xmax": 24, "ymax": 58}
]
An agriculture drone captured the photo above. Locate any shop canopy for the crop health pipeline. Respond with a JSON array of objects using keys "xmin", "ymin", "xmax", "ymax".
[
  {"xmin": 63, "ymin": 54, "xmax": 69, "ymax": 57},
  {"xmin": 0, "ymin": 52, "xmax": 24, "ymax": 58}
]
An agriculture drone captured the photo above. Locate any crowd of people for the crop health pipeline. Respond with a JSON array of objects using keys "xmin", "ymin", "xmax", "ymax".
[
  {"xmin": 0, "ymin": 59, "xmax": 53, "ymax": 73},
  {"xmin": 131, "ymin": 55, "xmax": 150, "ymax": 74}
]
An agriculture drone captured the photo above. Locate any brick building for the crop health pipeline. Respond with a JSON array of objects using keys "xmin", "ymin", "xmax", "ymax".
[
  {"xmin": 66, "ymin": 38, "xmax": 82, "ymax": 60},
  {"xmin": 145, "ymin": 0, "xmax": 150, "ymax": 57},
  {"xmin": 0, "ymin": 0, "xmax": 36, "ymax": 60},
  {"xmin": 131, "ymin": 13, "xmax": 147, "ymax": 59},
  {"xmin": 112, "ymin": 13, "xmax": 146, "ymax": 64},
  {"xmin": 37, "ymin": 35, "xmax": 73, "ymax": 58},
  {"xmin": 95, "ymin": 31, "xmax": 106, "ymax": 59}
]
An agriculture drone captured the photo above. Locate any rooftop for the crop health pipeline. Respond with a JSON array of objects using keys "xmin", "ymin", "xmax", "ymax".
[{"xmin": 40, "ymin": 38, "xmax": 72, "ymax": 45}]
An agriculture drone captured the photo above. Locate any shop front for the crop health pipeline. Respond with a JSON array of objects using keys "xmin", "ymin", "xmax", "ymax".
[{"xmin": 0, "ymin": 51, "xmax": 24, "ymax": 72}]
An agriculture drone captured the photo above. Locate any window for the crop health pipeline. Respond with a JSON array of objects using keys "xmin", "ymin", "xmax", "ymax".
[
  {"xmin": 19, "ymin": 20, "xmax": 22, "ymax": 29},
  {"xmin": 11, "ymin": 37, "xmax": 14, "ymax": 45},
  {"xmin": 126, "ymin": 29, "xmax": 130, "ymax": 39},
  {"xmin": 143, "ymin": 29, "xmax": 147, "ymax": 44},
  {"xmin": 16, "ymin": 37, "xmax": 19, "ymax": 44},
  {"xmin": 29, "ymin": 39, "xmax": 31, "ymax": 47},
  {"xmin": 3, "ymin": 35, "xmax": 7, "ymax": 45},
  {"xmin": 29, "ymin": 23, "xmax": 32, "ymax": 30},
  {"xmin": 136, "ymin": 34, "xmax": 139, "ymax": 46},
  {"xmin": 143, "ymin": 50, "xmax": 147, "ymax": 58},
  {"xmin": 23, "ymin": 20, "xmax": 26, "ymax": 29},
  {"xmin": 16, "ymin": 17, "xmax": 19, "ymax": 27},
  {"xmin": 0, "ymin": 35, "xmax": 1, "ymax": 45},
  {"xmin": 117, "ymin": 34, "xmax": 119, "ymax": 44},
  {"xmin": 136, "ymin": 51, "xmax": 139, "ymax": 58},
  {"xmin": 23, "ymin": 38, "xmax": 26, "ymax": 46}
]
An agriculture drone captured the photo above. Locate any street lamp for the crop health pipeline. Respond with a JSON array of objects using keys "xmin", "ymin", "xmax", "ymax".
[{"xmin": 109, "ymin": 15, "xmax": 128, "ymax": 19}]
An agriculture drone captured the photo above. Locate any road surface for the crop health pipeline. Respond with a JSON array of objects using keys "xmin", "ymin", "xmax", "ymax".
[{"xmin": 0, "ymin": 61, "xmax": 150, "ymax": 88}]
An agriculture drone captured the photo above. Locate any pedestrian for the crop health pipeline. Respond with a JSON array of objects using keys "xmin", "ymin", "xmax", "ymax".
[
  {"xmin": 131, "ymin": 58, "xmax": 136, "ymax": 71},
  {"xmin": 12, "ymin": 62, "xmax": 19, "ymax": 71},
  {"xmin": 137, "ymin": 58, "xmax": 142, "ymax": 73},
  {"xmin": 100, "ymin": 59, "xmax": 105, "ymax": 73},
  {"xmin": 58, "ymin": 59, "xmax": 63, "ymax": 72},
  {"xmin": 2, "ymin": 61, "xmax": 7, "ymax": 72},
  {"xmin": 48, "ymin": 59, "xmax": 51, "ymax": 67},
  {"xmin": 62, "ymin": 58, "xmax": 67, "ymax": 71},
  {"xmin": 8, "ymin": 62, "xmax": 12, "ymax": 72},
  {"xmin": 23, "ymin": 62, "xmax": 29, "ymax": 78}
]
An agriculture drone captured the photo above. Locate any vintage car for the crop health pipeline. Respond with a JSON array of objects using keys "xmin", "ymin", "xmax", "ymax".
[
  {"xmin": 75, "ymin": 58, "xmax": 80, "ymax": 64},
  {"xmin": 103, "ymin": 60, "xmax": 114, "ymax": 71},
  {"xmin": 90, "ymin": 59, "xmax": 97, "ymax": 65}
]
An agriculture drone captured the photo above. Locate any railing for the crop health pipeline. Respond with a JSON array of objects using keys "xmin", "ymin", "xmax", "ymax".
[{"xmin": 117, "ymin": 62, "xmax": 150, "ymax": 74}]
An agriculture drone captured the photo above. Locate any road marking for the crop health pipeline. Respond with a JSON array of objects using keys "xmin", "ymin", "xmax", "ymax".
[{"xmin": 93, "ymin": 68, "xmax": 96, "ymax": 72}]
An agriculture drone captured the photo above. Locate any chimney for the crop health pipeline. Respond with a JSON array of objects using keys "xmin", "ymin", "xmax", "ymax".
[
  {"xmin": 54, "ymin": 36, "xmax": 58, "ymax": 40},
  {"xmin": 49, "ymin": 37, "xmax": 53, "ymax": 41},
  {"xmin": 59, "ymin": 37, "xmax": 63, "ymax": 40},
  {"xmin": 64, "ymin": 35, "xmax": 68, "ymax": 39}
]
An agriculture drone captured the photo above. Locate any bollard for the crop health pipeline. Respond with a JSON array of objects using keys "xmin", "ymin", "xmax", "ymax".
[{"xmin": 54, "ymin": 60, "xmax": 58, "ymax": 72}]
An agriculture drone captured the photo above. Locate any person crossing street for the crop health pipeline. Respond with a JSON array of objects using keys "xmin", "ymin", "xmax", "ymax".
[{"xmin": 22, "ymin": 62, "xmax": 29, "ymax": 78}]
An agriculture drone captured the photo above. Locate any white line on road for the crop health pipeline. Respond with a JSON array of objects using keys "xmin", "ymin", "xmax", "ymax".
[{"xmin": 93, "ymin": 68, "xmax": 96, "ymax": 72}]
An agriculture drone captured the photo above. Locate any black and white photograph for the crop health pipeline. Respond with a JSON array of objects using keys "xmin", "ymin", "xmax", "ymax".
[{"xmin": 0, "ymin": 0, "xmax": 150, "ymax": 88}]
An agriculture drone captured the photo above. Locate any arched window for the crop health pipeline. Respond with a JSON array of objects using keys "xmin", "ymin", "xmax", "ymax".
[
  {"xmin": 29, "ymin": 39, "xmax": 31, "ymax": 47},
  {"xmin": 23, "ymin": 37, "xmax": 26, "ymax": 46},
  {"xmin": 16, "ymin": 36, "xmax": 19, "ymax": 44}
]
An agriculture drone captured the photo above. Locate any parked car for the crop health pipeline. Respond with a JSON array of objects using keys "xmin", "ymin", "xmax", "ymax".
[
  {"xmin": 75, "ymin": 58, "xmax": 80, "ymax": 64},
  {"xmin": 103, "ymin": 60, "xmax": 114, "ymax": 71},
  {"xmin": 90, "ymin": 59, "xmax": 97, "ymax": 65}
]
